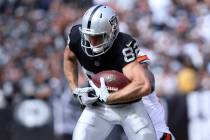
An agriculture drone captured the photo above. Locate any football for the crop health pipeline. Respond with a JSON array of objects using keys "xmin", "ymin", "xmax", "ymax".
[{"xmin": 91, "ymin": 70, "xmax": 130, "ymax": 92}]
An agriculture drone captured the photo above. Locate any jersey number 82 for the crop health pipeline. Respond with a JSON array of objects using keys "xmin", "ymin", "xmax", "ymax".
[{"xmin": 122, "ymin": 41, "xmax": 140, "ymax": 62}]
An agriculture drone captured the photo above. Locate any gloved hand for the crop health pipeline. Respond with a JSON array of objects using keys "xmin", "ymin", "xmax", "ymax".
[
  {"xmin": 89, "ymin": 77, "xmax": 109, "ymax": 103},
  {"xmin": 73, "ymin": 87, "xmax": 98, "ymax": 106}
]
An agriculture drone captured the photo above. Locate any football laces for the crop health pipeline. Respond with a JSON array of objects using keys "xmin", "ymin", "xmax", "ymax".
[{"xmin": 107, "ymin": 86, "xmax": 118, "ymax": 92}]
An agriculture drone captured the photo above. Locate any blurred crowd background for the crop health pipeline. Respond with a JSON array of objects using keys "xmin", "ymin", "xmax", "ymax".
[{"xmin": 0, "ymin": 0, "xmax": 210, "ymax": 140}]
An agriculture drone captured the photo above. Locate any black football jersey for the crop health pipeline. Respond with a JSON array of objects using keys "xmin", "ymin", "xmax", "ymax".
[{"xmin": 68, "ymin": 24, "xmax": 147, "ymax": 78}]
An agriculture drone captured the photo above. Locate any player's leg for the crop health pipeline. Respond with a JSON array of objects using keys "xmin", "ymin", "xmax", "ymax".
[
  {"xmin": 121, "ymin": 101, "xmax": 157, "ymax": 140},
  {"xmin": 72, "ymin": 107, "xmax": 114, "ymax": 140}
]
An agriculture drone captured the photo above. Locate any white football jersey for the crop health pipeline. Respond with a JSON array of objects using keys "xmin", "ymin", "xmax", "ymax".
[
  {"xmin": 137, "ymin": 46, "xmax": 172, "ymax": 139},
  {"xmin": 142, "ymin": 92, "xmax": 170, "ymax": 138}
]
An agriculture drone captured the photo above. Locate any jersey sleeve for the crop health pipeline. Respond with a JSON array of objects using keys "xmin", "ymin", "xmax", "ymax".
[
  {"xmin": 136, "ymin": 53, "xmax": 150, "ymax": 64},
  {"xmin": 115, "ymin": 33, "xmax": 150, "ymax": 68},
  {"xmin": 136, "ymin": 48, "xmax": 150, "ymax": 64},
  {"xmin": 67, "ymin": 24, "xmax": 81, "ymax": 51}
]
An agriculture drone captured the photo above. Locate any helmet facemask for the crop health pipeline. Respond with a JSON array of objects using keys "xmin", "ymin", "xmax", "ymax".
[{"xmin": 80, "ymin": 27, "xmax": 117, "ymax": 56}]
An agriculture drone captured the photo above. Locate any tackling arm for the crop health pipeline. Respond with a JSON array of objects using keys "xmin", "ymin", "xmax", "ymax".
[
  {"xmin": 107, "ymin": 61, "xmax": 153, "ymax": 104},
  {"xmin": 63, "ymin": 46, "xmax": 78, "ymax": 91}
]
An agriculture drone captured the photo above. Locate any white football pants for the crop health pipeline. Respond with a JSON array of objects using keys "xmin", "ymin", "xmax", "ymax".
[{"xmin": 73, "ymin": 101, "xmax": 157, "ymax": 140}]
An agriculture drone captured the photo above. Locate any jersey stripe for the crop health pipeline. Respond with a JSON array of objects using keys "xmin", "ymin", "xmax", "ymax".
[
  {"xmin": 87, "ymin": 5, "xmax": 103, "ymax": 28},
  {"xmin": 135, "ymin": 55, "xmax": 149, "ymax": 63}
]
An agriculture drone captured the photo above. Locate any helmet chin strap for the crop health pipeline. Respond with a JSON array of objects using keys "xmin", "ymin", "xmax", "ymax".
[
  {"xmin": 91, "ymin": 46, "xmax": 104, "ymax": 53},
  {"xmin": 90, "ymin": 40, "xmax": 109, "ymax": 53}
]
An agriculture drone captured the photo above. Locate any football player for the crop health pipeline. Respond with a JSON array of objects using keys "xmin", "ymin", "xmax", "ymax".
[
  {"xmin": 140, "ymin": 64, "xmax": 175, "ymax": 140},
  {"xmin": 64, "ymin": 5, "xmax": 164, "ymax": 140}
]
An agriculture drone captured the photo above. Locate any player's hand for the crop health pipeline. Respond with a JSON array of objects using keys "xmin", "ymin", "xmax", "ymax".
[
  {"xmin": 89, "ymin": 77, "xmax": 109, "ymax": 103},
  {"xmin": 73, "ymin": 87, "xmax": 98, "ymax": 106}
]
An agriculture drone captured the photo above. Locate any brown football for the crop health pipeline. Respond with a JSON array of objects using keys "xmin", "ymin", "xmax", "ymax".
[{"xmin": 91, "ymin": 70, "xmax": 130, "ymax": 92}]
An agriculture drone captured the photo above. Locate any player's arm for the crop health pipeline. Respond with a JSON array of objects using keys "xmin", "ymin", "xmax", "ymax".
[
  {"xmin": 64, "ymin": 47, "xmax": 98, "ymax": 105},
  {"xmin": 106, "ymin": 61, "xmax": 153, "ymax": 104},
  {"xmin": 63, "ymin": 46, "xmax": 78, "ymax": 91}
]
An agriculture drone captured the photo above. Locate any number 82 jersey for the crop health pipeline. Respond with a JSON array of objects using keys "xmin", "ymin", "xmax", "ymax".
[{"xmin": 68, "ymin": 24, "xmax": 149, "ymax": 75}]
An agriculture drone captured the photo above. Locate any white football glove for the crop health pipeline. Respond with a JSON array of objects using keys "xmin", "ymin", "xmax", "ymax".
[
  {"xmin": 73, "ymin": 87, "xmax": 98, "ymax": 106},
  {"xmin": 89, "ymin": 77, "xmax": 109, "ymax": 103}
]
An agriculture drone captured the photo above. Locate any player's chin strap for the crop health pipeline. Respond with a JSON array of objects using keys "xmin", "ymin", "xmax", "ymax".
[{"xmin": 89, "ymin": 77, "xmax": 109, "ymax": 103}]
